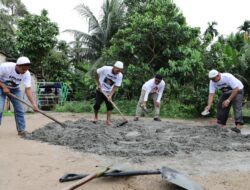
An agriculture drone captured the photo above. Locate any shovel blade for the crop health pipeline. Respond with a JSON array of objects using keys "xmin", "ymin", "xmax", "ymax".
[{"xmin": 161, "ymin": 167, "xmax": 203, "ymax": 190}]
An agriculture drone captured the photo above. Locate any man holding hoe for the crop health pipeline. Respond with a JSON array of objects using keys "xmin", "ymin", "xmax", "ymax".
[
  {"xmin": 93, "ymin": 61, "xmax": 124, "ymax": 126},
  {"xmin": 134, "ymin": 74, "xmax": 165, "ymax": 121},
  {"xmin": 0, "ymin": 56, "xmax": 38, "ymax": 136}
]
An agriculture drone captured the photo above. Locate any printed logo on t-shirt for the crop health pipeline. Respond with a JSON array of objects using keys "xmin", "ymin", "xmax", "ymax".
[
  {"xmin": 103, "ymin": 76, "xmax": 115, "ymax": 88},
  {"xmin": 151, "ymin": 86, "xmax": 159, "ymax": 93},
  {"xmin": 217, "ymin": 83, "xmax": 232, "ymax": 92},
  {"xmin": 9, "ymin": 75, "xmax": 22, "ymax": 82},
  {"xmin": 4, "ymin": 80, "xmax": 18, "ymax": 87}
]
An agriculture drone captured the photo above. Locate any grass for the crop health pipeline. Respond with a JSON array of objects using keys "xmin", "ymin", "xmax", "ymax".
[
  {"xmin": 3, "ymin": 111, "xmax": 14, "ymax": 116},
  {"xmin": 242, "ymin": 108, "xmax": 250, "ymax": 116},
  {"xmin": 55, "ymin": 100, "xmax": 198, "ymax": 119}
]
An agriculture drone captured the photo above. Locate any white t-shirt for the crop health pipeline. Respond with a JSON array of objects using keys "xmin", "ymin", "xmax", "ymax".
[
  {"xmin": 209, "ymin": 73, "xmax": 244, "ymax": 93},
  {"xmin": 0, "ymin": 62, "xmax": 31, "ymax": 89},
  {"xmin": 142, "ymin": 78, "xmax": 165, "ymax": 102},
  {"xmin": 97, "ymin": 66, "xmax": 123, "ymax": 92}
]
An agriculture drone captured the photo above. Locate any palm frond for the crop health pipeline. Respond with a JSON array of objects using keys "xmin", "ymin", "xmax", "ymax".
[{"xmin": 75, "ymin": 3, "xmax": 103, "ymax": 35}]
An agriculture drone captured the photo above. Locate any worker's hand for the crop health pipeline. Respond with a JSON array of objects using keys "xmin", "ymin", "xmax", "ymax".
[
  {"xmin": 107, "ymin": 95, "xmax": 112, "ymax": 102},
  {"xmin": 222, "ymin": 99, "xmax": 230, "ymax": 108},
  {"xmin": 155, "ymin": 102, "xmax": 160, "ymax": 107},
  {"xmin": 141, "ymin": 101, "xmax": 147, "ymax": 109},
  {"xmin": 3, "ymin": 87, "xmax": 10, "ymax": 94},
  {"xmin": 96, "ymin": 84, "xmax": 101, "ymax": 90},
  {"xmin": 32, "ymin": 104, "xmax": 39, "ymax": 112}
]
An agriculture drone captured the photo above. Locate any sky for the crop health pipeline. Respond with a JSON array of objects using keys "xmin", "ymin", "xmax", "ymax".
[{"xmin": 21, "ymin": 0, "xmax": 250, "ymax": 42}]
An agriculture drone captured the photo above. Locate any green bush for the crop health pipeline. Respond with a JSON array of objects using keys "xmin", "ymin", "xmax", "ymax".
[
  {"xmin": 160, "ymin": 100, "xmax": 196, "ymax": 118},
  {"xmin": 55, "ymin": 101, "xmax": 93, "ymax": 113},
  {"xmin": 3, "ymin": 111, "xmax": 14, "ymax": 116},
  {"xmin": 55, "ymin": 99, "xmax": 200, "ymax": 119}
]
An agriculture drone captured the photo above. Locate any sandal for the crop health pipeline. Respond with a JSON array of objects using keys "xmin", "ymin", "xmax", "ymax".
[{"xmin": 231, "ymin": 127, "xmax": 241, "ymax": 134}]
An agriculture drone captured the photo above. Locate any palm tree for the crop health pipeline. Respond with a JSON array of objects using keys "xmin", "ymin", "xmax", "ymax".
[
  {"xmin": 68, "ymin": 33, "xmax": 87, "ymax": 68},
  {"xmin": 65, "ymin": 0, "xmax": 126, "ymax": 62},
  {"xmin": 238, "ymin": 20, "xmax": 250, "ymax": 41},
  {"xmin": 204, "ymin": 21, "xmax": 219, "ymax": 39}
]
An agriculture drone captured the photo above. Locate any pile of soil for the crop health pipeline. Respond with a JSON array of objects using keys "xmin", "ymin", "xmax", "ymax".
[{"xmin": 26, "ymin": 119, "xmax": 250, "ymax": 161}]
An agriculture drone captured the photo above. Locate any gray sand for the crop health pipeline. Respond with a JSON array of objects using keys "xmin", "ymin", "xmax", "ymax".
[{"xmin": 26, "ymin": 119, "xmax": 250, "ymax": 162}]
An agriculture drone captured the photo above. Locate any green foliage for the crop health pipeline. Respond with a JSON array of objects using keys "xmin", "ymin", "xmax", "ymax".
[
  {"xmin": 160, "ymin": 100, "xmax": 196, "ymax": 118},
  {"xmin": 0, "ymin": 0, "xmax": 29, "ymax": 56},
  {"xmin": 55, "ymin": 101, "xmax": 93, "ymax": 113},
  {"xmin": 41, "ymin": 50, "xmax": 72, "ymax": 82},
  {"xmin": 0, "ymin": 27, "xmax": 18, "ymax": 56},
  {"xmin": 121, "ymin": 63, "xmax": 153, "ymax": 99},
  {"xmin": 65, "ymin": 0, "xmax": 126, "ymax": 62},
  {"xmin": 55, "ymin": 99, "xmax": 199, "ymax": 118},
  {"xmin": 3, "ymin": 111, "xmax": 14, "ymax": 116},
  {"xmin": 105, "ymin": 0, "xmax": 200, "ymax": 69},
  {"xmin": 67, "ymin": 63, "xmax": 97, "ymax": 101},
  {"xmin": 16, "ymin": 9, "xmax": 59, "ymax": 76}
]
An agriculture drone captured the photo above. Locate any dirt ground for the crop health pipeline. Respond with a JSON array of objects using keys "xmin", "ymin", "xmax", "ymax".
[{"xmin": 1, "ymin": 112, "xmax": 250, "ymax": 190}]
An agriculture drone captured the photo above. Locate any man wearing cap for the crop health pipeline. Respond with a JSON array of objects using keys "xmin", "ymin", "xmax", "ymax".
[
  {"xmin": 204, "ymin": 69, "xmax": 244, "ymax": 133},
  {"xmin": 134, "ymin": 74, "xmax": 165, "ymax": 121},
  {"xmin": 93, "ymin": 61, "xmax": 124, "ymax": 125},
  {"xmin": 0, "ymin": 56, "xmax": 38, "ymax": 136}
]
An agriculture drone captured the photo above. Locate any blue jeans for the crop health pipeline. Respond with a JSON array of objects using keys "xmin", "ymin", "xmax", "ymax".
[{"xmin": 0, "ymin": 88, "xmax": 26, "ymax": 132}]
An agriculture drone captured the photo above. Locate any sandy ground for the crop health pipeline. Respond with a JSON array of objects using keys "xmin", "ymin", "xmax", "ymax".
[{"xmin": 0, "ymin": 112, "xmax": 250, "ymax": 190}]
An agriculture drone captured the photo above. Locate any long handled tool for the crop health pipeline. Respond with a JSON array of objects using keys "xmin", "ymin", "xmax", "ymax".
[
  {"xmin": 61, "ymin": 166, "xmax": 111, "ymax": 190},
  {"xmin": 99, "ymin": 90, "xmax": 128, "ymax": 126},
  {"xmin": 8, "ymin": 93, "xmax": 66, "ymax": 127},
  {"xmin": 140, "ymin": 104, "xmax": 149, "ymax": 115},
  {"xmin": 59, "ymin": 167, "xmax": 203, "ymax": 190}
]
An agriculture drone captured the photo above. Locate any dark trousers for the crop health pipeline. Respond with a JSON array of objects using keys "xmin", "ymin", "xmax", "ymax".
[
  {"xmin": 93, "ymin": 90, "xmax": 113, "ymax": 111},
  {"xmin": 217, "ymin": 90, "xmax": 244, "ymax": 125}
]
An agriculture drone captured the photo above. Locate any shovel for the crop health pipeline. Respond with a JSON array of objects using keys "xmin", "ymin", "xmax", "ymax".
[
  {"xmin": 99, "ymin": 90, "xmax": 128, "ymax": 127},
  {"xmin": 59, "ymin": 167, "xmax": 203, "ymax": 190},
  {"xmin": 8, "ymin": 93, "xmax": 66, "ymax": 127}
]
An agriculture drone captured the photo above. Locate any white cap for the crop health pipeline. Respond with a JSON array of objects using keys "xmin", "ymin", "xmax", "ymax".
[
  {"xmin": 208, "ymin": 69, "xmax": 219, "ymax": 78},
  {"xmin": 114, "ymin": 61, "xmax": 124, "ymax": 69},
  {"xmin": 16, "ymin": 56, "xmax": 31, "ymax": 65}
]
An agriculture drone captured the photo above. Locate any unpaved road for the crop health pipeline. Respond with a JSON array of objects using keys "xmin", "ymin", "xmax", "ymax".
[{"xmin": 0, "ymin": 112, "xmax": 250, "ymax": 190}]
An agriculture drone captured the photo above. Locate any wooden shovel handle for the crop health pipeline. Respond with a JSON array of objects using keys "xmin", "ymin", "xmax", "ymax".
[
  {"xmin": 61, "ymin": 167, "xmax": 110, "ymax": 190},
  {"xmin": 61, "ymin": 173, "xmax": 97, "ymax": 190},
  {"xmin": 98, "ymin": 90, "xmax": 127, "ymax": 121},
  {"xmin": 8, "ymin": 93, "xmax": 65, "ymax": 127}
]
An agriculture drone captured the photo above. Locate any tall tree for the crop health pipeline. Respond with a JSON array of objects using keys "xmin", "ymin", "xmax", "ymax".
[
  {"xmin": 16, "ymin": 9, "xmax": 59, "ymax": 77},
  {"xmin": 0, "ymin": 0, "xmax": 28, "ymax": 34},
  {"xmin": 105, "ymin": 0, "xmax": 200, "ymax": 70},
  {"xmin": 238, "ymin": 20, "xmax": 250, "ymax": 41},
  {"xmin": 203, "ymin": 21, "xmax": 218, "ymax": 44},
  {"xmin": 0, "ymin": 0, "xmax": 28, "ymax": 55},
  {"xmin": 65, "ymin": 0, "xmax": 126, "ymax": 62}
]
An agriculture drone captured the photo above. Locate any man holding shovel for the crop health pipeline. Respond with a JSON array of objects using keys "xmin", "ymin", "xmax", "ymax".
[
  {"xmin": 134, "ymin": 74, "xmax": 165, "ymax": 121},
  {"xmin": 203, "ymin": 69, "xmax": 244, "ymax": 133},
  {"xmin": 93, "ymin": 61, "xmax": 124, "ymax": 125},
  {"xmin": 0, "ymin": 56, "xmax": 38, "ymax": 136}
]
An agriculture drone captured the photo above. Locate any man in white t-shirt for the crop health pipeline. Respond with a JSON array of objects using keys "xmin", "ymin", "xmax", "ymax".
[
  {"xmin": 0, "ymin": 56, "xmax": 38, "ymax": 136},
  {"xmin": 204, "ymin": 69, "xmax": 244, "ymax": 133},
  {"xmin": 93, "ymin": 61, "xmax": 123, "ymax": 125},
  {"xmin": 134, "ymin": 74, "xmax": 165, "ymax": 121}
]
